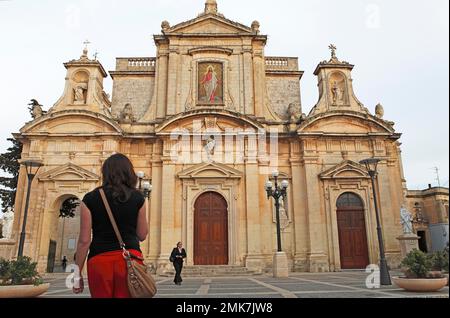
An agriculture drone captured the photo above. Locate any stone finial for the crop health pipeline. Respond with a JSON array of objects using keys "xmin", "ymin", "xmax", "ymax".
[
  {"xmin": 205, "ymin": 0, "xmax": 218, "ymax": 14},
  {"xmin": 161, "ymin": 20, "xmax": 170, "ymax": 32},
  {"xmin": 287, "ymin": 103, "xmax": 301, "ymax": 124},
  {"xmin": 120, "ymin": 103, "xmax": 136, "ymax": 123},
  {"xmin": 375, "ymin": 103, "xmax": 385, "ymax": 118},
  {"xmin": 251, "ymin": 21, "xmax": 260, "ymax": 34}
]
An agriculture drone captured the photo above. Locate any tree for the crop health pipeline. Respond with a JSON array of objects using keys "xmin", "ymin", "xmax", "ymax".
[
  {"xmin": 59, "ymin": 197, "xmax": 80, "ymax": 219},
  {"xmin": 0, "ymin": 138, "xmax": 22, "ymax": 213}
]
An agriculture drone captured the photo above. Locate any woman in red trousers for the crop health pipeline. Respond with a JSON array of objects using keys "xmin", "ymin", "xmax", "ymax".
[{"xmin": 73, "ymin": 154, "xmax": 149, "ymax": 298}]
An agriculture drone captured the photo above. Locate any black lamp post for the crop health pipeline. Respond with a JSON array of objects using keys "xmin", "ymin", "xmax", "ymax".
[
  {"xmin": 17, "ymin": 160, "xmax": 44, "ymax": 258},
  {"xmin": 137, "ymin": 171, "xmax": 152, "ymax": 199},
  {"xmin": 360, "ymin": 158, "xmax": 392, "ymax": 286},
  {"xmin": 265, "ymin": 171, "xmax": 289, "ymax": 253}
]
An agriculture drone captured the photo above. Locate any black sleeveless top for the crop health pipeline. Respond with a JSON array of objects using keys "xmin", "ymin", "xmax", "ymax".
[{"xmin": 82, "ymin": 187, "xmax": 145, "ymax": 259}]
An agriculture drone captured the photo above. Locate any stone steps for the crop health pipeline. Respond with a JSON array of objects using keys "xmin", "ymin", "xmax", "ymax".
[{"xmin": 162, "ymin": 266, "xmax": 262, "ymax": 277}]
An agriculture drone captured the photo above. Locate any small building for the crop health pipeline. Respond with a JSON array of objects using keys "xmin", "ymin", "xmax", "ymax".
[{"xmin": 406, "ymin": 186, "xmax": 449, "ymax": 252}]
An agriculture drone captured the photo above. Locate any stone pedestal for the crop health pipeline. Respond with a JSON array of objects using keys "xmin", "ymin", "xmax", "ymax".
[
  {"xmin": 273, "ymin": 252, "xmax": 289, "ymax": 278},
  {"xmin": 397, "ymin": 234, "xmax": 420, "ymax": 258},
  {"xmin": 0, "ymin": 239, "xmax": 15, "ymax": 261}
]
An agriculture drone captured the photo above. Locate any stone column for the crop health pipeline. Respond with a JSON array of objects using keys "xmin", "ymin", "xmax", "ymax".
[
  {"xmin": 166, "ymin": 48, "xmax": 179, "ymax": 116},
  {"xmin": 303, "ymin": 156, "xmax": 329, "ymax": 272},
  {"xmin": 157, "ymin": 156, "xmax": 176, "ymax": 275},
  {"xmin": 149, "ymin": 142, "xmax": 163, "ymax": 269},
  {"xmin": 244, "ymin": 136, "xmax": 264, "ymax": 270},
  {"xmin": 156, "ymin": 48, "xmax": 169, "ymax": 120},
  {"xmin": 242, "ymin": 47, "xmax": 255, "ymax": 115},
  {"xmin": 252, "ymin": 48, "xmax": 265, "ymax": 118},
  {"xmin": 291, "ymin": 158, "xmax": 308, "ymax": 271}
]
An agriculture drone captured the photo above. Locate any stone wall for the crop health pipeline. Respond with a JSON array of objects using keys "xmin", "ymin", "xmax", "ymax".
[
  {"xmin": 266, "ymin": 76, "xmax": 301, "ymax": 120},
  {"xmin": 111, "ymin": 76, "xmax": 155, "ymax": 120}
]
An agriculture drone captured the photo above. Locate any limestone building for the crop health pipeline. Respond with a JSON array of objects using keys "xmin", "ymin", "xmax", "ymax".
[{"xmin": 2, "ymin": 0, "xmax": 424, "ymax": 273}]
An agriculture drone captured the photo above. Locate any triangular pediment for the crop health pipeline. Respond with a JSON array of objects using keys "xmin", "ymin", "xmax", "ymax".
[
  {"xmin": 320, "ymin": 160, "xmax": 369, "ymax": 180},
  {"xmin": 178, "ymin": 162, "xmax": 242, "ymax": 179},
  {"xmin": 167, "ymin": 14, "xmax": 253, "ymax": 35},
  {"xmin": 39, "ymin": 163, "xmax": 100, "ymax": 182}
]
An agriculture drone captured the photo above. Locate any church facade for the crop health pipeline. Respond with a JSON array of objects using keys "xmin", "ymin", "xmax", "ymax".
[{"xmin": 5, "ymin": 0, "xmax": 411, "ymax": 273}]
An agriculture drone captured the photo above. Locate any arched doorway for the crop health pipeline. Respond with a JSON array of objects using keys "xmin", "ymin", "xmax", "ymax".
[
  {"xmin": 337, "ymin": 193, "xmax": 370, "ymax": 269},
  {"xmin": 47, "ymin": 195, "xmax": 81, "ymax": 273},
  {"xmin": 194, "ymin": 192, "xmax": 229, "ymax": 265}
]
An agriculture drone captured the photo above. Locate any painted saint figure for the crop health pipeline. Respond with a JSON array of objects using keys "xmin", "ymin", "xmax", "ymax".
[{"xmin": 201, "ymin": 65, "xmax": 221, "ymax": 103}]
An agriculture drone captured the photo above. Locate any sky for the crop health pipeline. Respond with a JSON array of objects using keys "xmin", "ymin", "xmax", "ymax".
[{"xmin": 0, "ymin": 0, "xmax": 449, "ymax": 213}]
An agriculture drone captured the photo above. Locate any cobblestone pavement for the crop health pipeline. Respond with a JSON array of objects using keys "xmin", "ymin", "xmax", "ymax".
[{"xmin": 41, "ymin": 271, "xmax": 449, "ymax": 299}]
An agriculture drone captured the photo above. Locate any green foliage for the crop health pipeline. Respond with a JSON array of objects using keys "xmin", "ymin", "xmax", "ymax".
[
  {"xmin": 429, "ymin": 246, "xmax": 449, "ymax": 273},
  {"xmin": 401, "ymin": 249, "xmax": 432, "ymax": 279},
  {"xmin": 59, "ymin": 197, "xmax": 80, "ymax": 219},
  {"xmin": 0, "ymin": 257, "xmax": 42, "ymax": 286},
  {"xmin": 0, "ymin": 138, "xmax": 22, "ymax": 212}
]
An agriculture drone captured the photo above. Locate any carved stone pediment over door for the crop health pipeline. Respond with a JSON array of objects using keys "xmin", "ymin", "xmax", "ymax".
[
  {"xmin": 319, "ymin": 160, "xmax": 370, "ymax": 180},
  {"xmin": 39, "ymin": 163, "xmax": 100, "ymax": 182}
]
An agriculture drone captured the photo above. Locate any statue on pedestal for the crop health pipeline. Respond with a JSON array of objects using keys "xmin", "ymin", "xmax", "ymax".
[
  {"xmin": 1, "ymin": 208, "xmax": 14, "ymax": 240},
  {"xmin": 400, "ymin": 205, "xmax": 414, "ymax": 235},
  {"xmin": 204, "ymin": 135, "xmax": 216, "ymax": 162}
]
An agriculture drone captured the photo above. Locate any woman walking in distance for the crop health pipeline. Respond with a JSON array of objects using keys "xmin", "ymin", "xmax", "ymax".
[
  {"xmin": 73, "ymin": 154, "xmax": 149, "ymax": 298},
  {"xmin": 170, "ymin": 242, "xmax": 187, "ymax": 285}
]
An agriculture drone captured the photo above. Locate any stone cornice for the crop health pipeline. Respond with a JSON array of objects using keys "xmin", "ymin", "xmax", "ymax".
[
  {"xmin": 314, "ymin": 61, "xmax": 354, "ymax": 76},
  {"xmin": 64, "ymin": 60, "xmax": 108, "ymax": 78},
  {"xmin": 188, "ymin": 46, "xmax": 233, "ymax": 56},
  {"xmin": 109, "ymin": 71, "xmax": 155, "ymax": 79}
]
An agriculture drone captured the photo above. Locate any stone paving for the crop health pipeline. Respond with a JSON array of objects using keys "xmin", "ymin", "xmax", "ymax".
[{"xmin": 41, "ymin": 271, "xmax": 449, "ymax": 299}]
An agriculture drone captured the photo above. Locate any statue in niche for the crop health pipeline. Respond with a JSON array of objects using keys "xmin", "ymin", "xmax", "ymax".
[
  {"xmin": 120, "ymin": 104, "xmax": 135, "ymax": 123},
  {"xmin": 1, "ymin": 207, "xmax": 14, "ymax": 240},
  {"xmin": 331, "ymin": 79, "xmax": 346, "ymax": 105},
  {"xmin": 28, "ymin": 99, "xmax": 46, "ymax": 119},
  {"xmin": 73, "ymin": 83, "xmax": 88, "ymax": 104}
]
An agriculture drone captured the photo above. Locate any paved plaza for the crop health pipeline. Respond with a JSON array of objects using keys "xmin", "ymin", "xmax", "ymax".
[{"xmin": 41, "ymin": 271, "xmax": 449, "ymax": 299}]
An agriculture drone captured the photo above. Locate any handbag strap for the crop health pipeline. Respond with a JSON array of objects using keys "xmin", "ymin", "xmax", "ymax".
[{"xmin": 99, "ymin": 188, "xmax": 126, "ymax": 249}]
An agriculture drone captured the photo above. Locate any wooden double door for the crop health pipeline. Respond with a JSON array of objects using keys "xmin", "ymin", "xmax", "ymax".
[
  {"xmin": 194, "ymin": 192, "xmax": 229, "ymax": 265},
  {"xmin": 337, "ymin": 193, "xmax": 370, "ymax": 269}
]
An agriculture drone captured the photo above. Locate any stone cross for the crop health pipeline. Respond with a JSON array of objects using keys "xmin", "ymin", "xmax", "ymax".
[
  {"xmin": 83, "ymin": 39, "xmax": 91, "ymax": 50},
  {"xmin": 329, "ymin": 44, "xmax": 337, "ymax": 59}
]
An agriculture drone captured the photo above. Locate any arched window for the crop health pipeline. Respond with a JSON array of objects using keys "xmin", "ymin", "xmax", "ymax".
[{"xmin": 337, "ymin": 192, "xmax": 364, "ymax": 209}]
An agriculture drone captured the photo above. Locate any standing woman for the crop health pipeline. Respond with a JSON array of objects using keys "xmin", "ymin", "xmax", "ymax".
[
  {"xmin": 170, "ymin": 242, "xmax": 187, "ymax": 285},
  {"xmin": 73, "ymin": 153, "xmax": 149, "ymax": 298}
]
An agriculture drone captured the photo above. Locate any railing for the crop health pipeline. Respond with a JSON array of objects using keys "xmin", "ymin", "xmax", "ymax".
[
  {"xmin": 115, "ymin": 57, "xmax": 156, "ymax": 72},
  {"xmin": 265, "ymin": 57, "xmax": 299, "ymax": 72},
  {"xmin": 115, "ymin": 57, "xmax": 297, "ymax": 72}
]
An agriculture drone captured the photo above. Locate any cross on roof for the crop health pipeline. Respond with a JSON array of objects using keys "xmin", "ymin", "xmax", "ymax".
[
  {"xmin": 329, "ymin": 44, "xmax": 337, "ymax": 58},
  {"xmin": 83, "ymin": 39, "xmax": 91, "ymax": 50}
]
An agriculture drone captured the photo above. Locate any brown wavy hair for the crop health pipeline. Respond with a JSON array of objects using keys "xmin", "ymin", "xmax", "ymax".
[{"xmin": 102, "ymin": 153, "xmax": 138, "ymax": 203}]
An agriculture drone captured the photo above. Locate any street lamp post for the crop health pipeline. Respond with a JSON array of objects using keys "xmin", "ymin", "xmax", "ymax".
[
  {"xmin": 18, "ymin": 160, "xmax": 44, "ymax": 258},
  {"xmin": 265, "ymin": 171, "xmax": 290, "ymax": 277},
  {"xmin": 360, "ymin": 158, "xmax": 392, "ymax": 286},
  {"xmin": 137, "ymin": 172, "xmax": 152, "ymax": 199}
]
